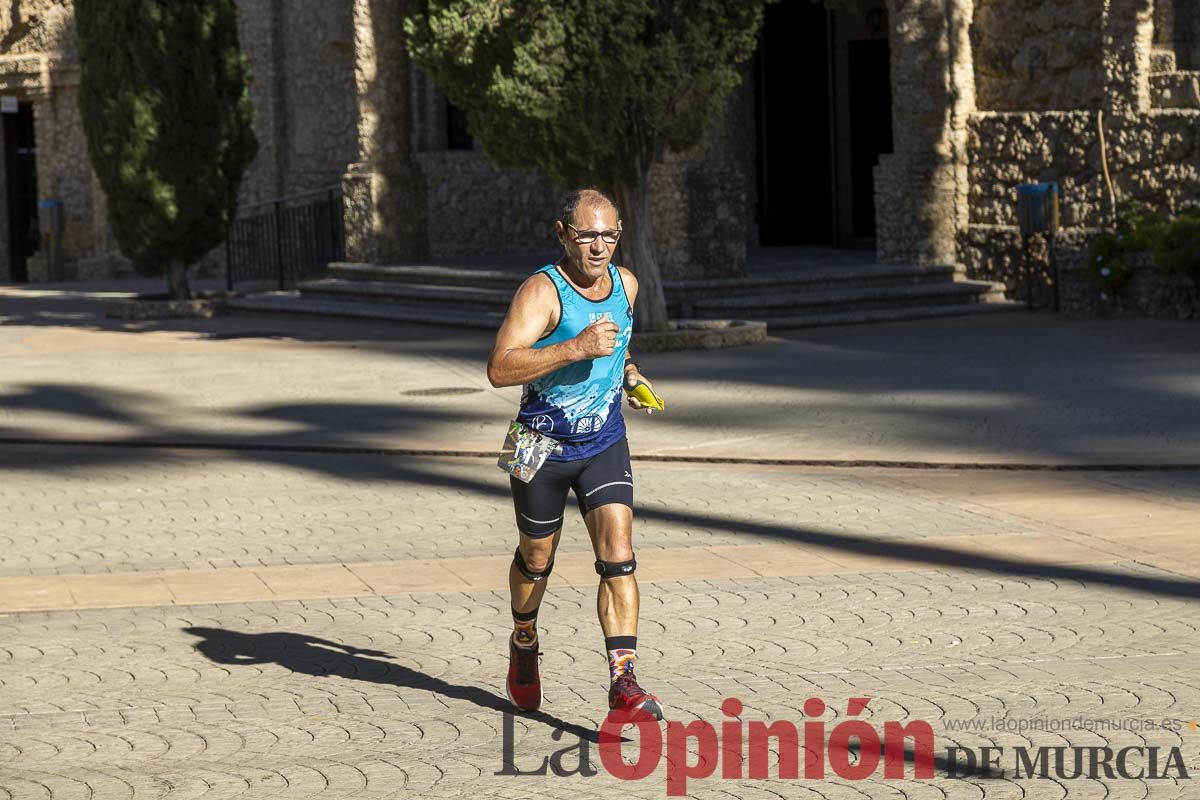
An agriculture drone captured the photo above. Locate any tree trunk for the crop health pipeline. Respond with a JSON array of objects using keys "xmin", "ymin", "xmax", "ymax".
[
  {"xmin": 612, "ymin": 171, "xmax": 670, "ymax": 333},
  {"xmin": 166, "ymin": 260, "xmax": 192, "ymax": 300}
]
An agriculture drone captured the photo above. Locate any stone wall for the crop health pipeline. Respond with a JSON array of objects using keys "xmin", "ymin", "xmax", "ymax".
[
  {"xmin": 279, "ymin": 0, "xmax": 357, "ymax": 194},
  {"xmin": 968, "ymin": 110, "xmax": 1200, "ymax": 229},
  {"xmin": 1153, "ymin": 0, "xmax": 1199, "ymax": 70},
  {"xmin": 408, "ymin": 56, "xmax": 757, "ymax": 276},
  {"xmin": 959, "ymin": 224, "xmax": 1094, "ymax": 307},
  {"xmin": 0, "ymin": 1, "xmax": 101, "ymax": 279},
  {"xmin": 971, "ymin": 0, "xmax": 1105, "ymax": 111},
  {"xmin": 233, "ymin": 0, "xmax": 358, "ymax": 202},
  {"xmin": 0, "ymin": 0, "xmax": 76, "ymax": 57},
  {"xmin": 408, "ymin": 62, "xmax": 756, "ymax": 278},
  {"xmin": 413, "ymin": 151, "xmax": 559, "ymax": 261},
  {"xmin": 962, "ymin": 106, "xmax": 1200, "ymax": 308},
  {"xmin": 233, "ymin": 0, "xmax": 286, "ymax": 204},
  {"xmin": 31, "ymin": 83, "xmax": 102, "ymax": 280}
]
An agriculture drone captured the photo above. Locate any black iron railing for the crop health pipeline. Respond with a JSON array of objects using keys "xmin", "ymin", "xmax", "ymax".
[{"xmin": 226, "ymin": 186, "xmax": 344, "ymax": 290}]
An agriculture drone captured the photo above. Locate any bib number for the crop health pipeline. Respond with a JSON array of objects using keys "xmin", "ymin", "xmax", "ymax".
[{"xmin": 498, "ymin": 420, "xmax": 563, "ymax": 483}]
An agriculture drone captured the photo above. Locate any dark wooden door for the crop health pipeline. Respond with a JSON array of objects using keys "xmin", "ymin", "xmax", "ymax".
[
  {"xmin": 3, "ymin": 102, "xmax": 39, "ymax": 283},
  {"xmin": 755, "ymin": 1, "xmax": 835, "ymax": 246},
  {"xmin": 847, "ymin": 39, "xmax": 893, "ymax": 240}
]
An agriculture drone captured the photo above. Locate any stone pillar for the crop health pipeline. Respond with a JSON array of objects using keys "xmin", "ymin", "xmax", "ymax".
[
  {"xmin": 875, "ymin": 0, "xmax": 976, "ymax": 265},
  {"xmin": 342, "ymin": 0, "xmax": 428, "ymax": 263},
  {"xmin": 1102, "ymin": 0, "xmax": 1155, "ymax": 113}
]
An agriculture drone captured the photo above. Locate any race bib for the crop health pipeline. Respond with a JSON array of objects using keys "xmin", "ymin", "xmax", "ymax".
[{"xmin": 498, "ymin": 420, "xmax": 563, "ymax": 483}]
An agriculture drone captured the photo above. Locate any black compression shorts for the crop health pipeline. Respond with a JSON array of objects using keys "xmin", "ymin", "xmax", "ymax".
[{"xmin": 510, "ymin": 437, "xmax": 634, "ymax": 538}]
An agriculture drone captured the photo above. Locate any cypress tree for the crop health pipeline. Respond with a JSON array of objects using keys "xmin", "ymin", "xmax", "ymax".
[
  {"xmin": 76, "ymin": 0, "xmax": 258, "ymax": 299},
  {"xmin": 404, "ymin": 1, "xmax": 766, "ymax": 332}
]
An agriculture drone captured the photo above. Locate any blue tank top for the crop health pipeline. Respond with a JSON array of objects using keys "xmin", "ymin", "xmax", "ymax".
[{"xmin": 516, "ymin": 262, "xmax": 634, "ymax": 461}]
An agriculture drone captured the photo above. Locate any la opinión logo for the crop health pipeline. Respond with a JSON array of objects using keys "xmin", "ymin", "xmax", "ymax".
[
  {"xmin": 499, "ymin": 696, "xmax": 935, "ymax": 796},
  {"xmin": 497, "ymin": 696, "xmax": 1192, "ymax": 796}
]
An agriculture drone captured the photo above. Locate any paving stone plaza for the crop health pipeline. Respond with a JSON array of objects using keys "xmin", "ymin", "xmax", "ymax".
[{"xmin": 1, "ymin": 286, "xmax": 1199, "ymax": 798}]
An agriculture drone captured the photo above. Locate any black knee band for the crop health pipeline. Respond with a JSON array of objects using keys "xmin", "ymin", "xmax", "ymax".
[
  {"xmin": 514, "ymin": 547, "xmax": 554, "ymax": 582},
  {"xmin": 595, "ymin": 557, "xmax": 637, "ymax": 579}
]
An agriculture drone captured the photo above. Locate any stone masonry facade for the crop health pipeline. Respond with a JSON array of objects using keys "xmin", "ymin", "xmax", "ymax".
[{"xmin": 0, "ymin": 0, "xmax": 1197, "ymax": 292}]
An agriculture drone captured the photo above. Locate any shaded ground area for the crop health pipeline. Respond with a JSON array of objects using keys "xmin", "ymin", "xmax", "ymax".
[{"xmin": 1, "ymin": 282, "xmax": 1199, "ymax": 465}]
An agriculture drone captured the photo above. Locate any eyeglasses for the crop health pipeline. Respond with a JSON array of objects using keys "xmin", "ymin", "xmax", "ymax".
[{"xmin": 566, "ymin": 222, "xmax": 622, "ymax": 245}]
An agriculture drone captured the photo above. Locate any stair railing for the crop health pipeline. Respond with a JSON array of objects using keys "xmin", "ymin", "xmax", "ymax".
[{"xmin": 226, "ymin": 185, "xmax": 344, "ymax": 291}]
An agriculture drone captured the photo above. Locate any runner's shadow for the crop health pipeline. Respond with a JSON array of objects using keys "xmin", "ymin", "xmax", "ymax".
[{"xmin": 183, "ymin": 627, "xmax": 605, "ymax": 743}]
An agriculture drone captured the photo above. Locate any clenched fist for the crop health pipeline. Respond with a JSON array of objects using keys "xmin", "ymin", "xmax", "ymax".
[{"xmin": 573, "ymin": 319, "xmax": 619, "ymax": 359}]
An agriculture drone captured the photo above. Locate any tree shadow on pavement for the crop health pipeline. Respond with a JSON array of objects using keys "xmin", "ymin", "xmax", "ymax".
[
  {"xmin": 0, "ymin": 382, "xmax": 1197, "ymax": 601},
  {"xmin": 6, "ymin": 292, "xmax": 1200, "ymax": 466},
  {"xmin": 183, "ymin": 626, "xmax": 607, "ymax": 743},
  {"xmin": 385, "ymin": 456, "xmax": 1200, "ymax": 601}
]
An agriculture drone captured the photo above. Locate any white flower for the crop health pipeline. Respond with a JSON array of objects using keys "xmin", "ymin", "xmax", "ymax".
[
  {"xmin": 1100, "ymin": 292, "xmax": 1108, "ymax": 300},
  {"xmin": 1101, "ymin": 267, "xmax": 1111, "ymax": 277}
]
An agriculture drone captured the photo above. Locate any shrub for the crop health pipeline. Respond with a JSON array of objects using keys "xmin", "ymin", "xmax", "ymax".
[
  {"xmin": 1087, "ymin": 203, "xmax": 1198, "ymax": 299},
  {"xmin": 77, "ymin": 0, "xmax": 258, "ymax": 299},
  {"xmin": 1152, "ymin": 208, "xmax": 1200, "ymax": 281}
]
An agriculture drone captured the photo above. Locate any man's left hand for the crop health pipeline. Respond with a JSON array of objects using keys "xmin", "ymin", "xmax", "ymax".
[{"xmin": 624, "ymin": 369, "xmax": 660, "ymax": 414}]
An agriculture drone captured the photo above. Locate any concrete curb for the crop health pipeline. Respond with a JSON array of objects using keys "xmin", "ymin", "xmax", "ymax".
[{"xmin": 104, "ymin": 298, "xmax": 228, "ymax": 320}]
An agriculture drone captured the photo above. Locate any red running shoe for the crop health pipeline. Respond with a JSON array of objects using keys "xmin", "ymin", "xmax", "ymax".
[
  {"xmin": 506, "ymin": 637, "xmax": 542, "ymax": 712},
  {"xmin": 608, "ymin": 671, "xmax": 664, "ymax": 720}
]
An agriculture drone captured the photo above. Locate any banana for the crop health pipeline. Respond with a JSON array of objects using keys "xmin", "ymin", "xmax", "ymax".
[{"xmin": 625, "ymin": 380, "xmax": 665, "ymax": 411}]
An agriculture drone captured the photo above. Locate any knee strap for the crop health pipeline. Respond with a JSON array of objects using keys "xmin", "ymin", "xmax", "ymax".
[
  {"xmin": 514, "ymin": 547, "xmax": 555, "ymax": 582},
  {"xmin": 595, "ymin": 557, "xmax": 637, "ymax": 579}
]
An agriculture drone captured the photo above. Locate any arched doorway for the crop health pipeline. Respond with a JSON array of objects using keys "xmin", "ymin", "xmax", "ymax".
[{"xmin": 754, "ymin": 1, "xmax": 894, "ymax": 250}]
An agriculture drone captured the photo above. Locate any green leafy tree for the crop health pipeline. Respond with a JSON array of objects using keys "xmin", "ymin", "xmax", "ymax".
[
  {"xmin": 76, "ymin": 0, "xmax": 258, "ymax": 299},
  {"xmin": 405, "ymin": 1, "xmax": 766, "ymax": 331}
]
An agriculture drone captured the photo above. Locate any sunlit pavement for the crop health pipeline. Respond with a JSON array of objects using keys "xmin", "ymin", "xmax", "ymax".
[{"xmin": 1, "ymin": 285, "xmax": 1198, "ymax": 798}]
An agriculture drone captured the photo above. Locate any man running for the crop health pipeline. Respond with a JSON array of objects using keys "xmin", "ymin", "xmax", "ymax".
[{"xmin": 486, "ymin": 188, "xmax": 664, "ymax": 720}]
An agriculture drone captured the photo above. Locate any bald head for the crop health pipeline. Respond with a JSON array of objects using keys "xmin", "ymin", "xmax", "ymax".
[{"xmin": 559, "ymin": 188, "xmax": 619, "ymax": 228}]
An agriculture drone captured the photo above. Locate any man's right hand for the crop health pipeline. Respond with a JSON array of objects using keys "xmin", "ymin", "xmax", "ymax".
[{"xmin": 573, "ymin": 319, "xmax": 619, "ymax": 359}]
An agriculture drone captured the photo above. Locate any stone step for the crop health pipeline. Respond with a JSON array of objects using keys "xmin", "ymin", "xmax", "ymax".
[
  {"xmin": 228, "ymin": 292, "xmax": 1025, "ymax": 332},
  {"xmin": 226, "ymin": 293, "xmax": 503, "ymax": 329},
  {"xmin": 690, "ymin": 280, "xmax": 1006, "ymax": 317},
  {"xmin": 1151, "ymin": 70, "xmax": 1200, "ymax": 109},
  {"xmin": 668, "ymin": 262, "xmax": 962, "ymax": 300},
  {"xmin": 326, "ymin": 262, "xmax": 525, "ymax": 290},
  {"xmin": 299, "ymin": 278, "xmax": 513, "ymax": 309},
  {"xmin": 299, "ymin": 273, "xmax": 983, "ymax": 316},
  {"xmin": 325, "ymin": 261, "xmax": 963, "ymax": 301},
  {"xmin": 765, "ymin": 300, "xmax": 1027, "ymax": 329}
]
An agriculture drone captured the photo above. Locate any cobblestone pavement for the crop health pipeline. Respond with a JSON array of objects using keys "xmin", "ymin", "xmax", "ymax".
[
  {"xmin": 0, "ymin": 449, "xmax": 1036, "ymax": 577},
  {"xmin": 1, "ymin": 566, "xmax": 1197, "ymax": 799},
  {"xmin": 1, "ymin": 290, "xmax": 1199, "ymax": 797},
  {"xmin": 0, "ymin": 443, "xmax": 1198, "ymax": 798}
]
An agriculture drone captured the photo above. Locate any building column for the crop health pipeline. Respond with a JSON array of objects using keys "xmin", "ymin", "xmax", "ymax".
[
  {"xmin": 874, "ymin": 0, "xmax": 976, "ymax": 265},
  {"xmin": 1102, "ymin": 0, "xmax": 1155, "ymax": 113},
  {"xmin": 342, "ymin": 0, "xmax": 428, "ymax": 263}
]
